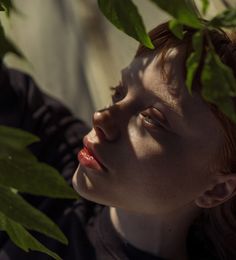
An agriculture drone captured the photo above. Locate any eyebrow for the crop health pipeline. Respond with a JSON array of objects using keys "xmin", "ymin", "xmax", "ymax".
[{"xmin": 120, "ymin": 68, "xmax": 184, "ymax": 119}]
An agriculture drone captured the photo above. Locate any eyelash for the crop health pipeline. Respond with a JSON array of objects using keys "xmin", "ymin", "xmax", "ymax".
[
  {"xmin": 140, "ymin": 112, "xmax": 164, "ymax": 129},
  {"xmin": 110, "ymin": 84, "xmax": 165, "ymax": 130}
]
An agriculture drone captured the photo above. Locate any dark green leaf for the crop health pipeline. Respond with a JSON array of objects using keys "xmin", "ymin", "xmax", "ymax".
[
  {"xmin": 150, "ymin": 0, "xmax": 202, "ymax": 29},
  {"xmin": 0, "ymin": 154, "xmax": 79, "ymax": 199},
  {"xmin": 98, "ymin": 0, "xmax": 154, "ymax": 49},
  {"xmin": 0, "ymin": 23, "xmax": 24, "ymax": 59},
  {"xmin": 0, "ymin": 125, "xmax": 39, "ymax": 148},
  {"xmin": 0, "ymin": 212, "xmax": 61, "ymax": 260},
  {"xmin": 0, "ymin": 126, "xmax": 78, "ymax": 199},
  {"xmin": 0, "ymin": 143, "xmax": 37, "ymax": 162},
  {"xmin": 0, "ymin": 185, "xmax": 68, "ymax": 244},
  {"xmin": 200, "ymin": 0, "xmax": 209, "ymax": 16},
  {"xmin": 201, "ymin": 50, "xmax": 236, "ymax": 122},
  {"xmin": 210, "ymin": 8, "xmax": 236, "ymax": 28},
  {"xmin": 169, "ymin": 19, "xmax": 184, "ymax": 39},
  {"xmin": 186, "ymin": 30, "xmax": 203, "ymax": 93},
  {"xmin": 0, "ymin": 5, "xmax": 4, "ymax": 11},
  {"xmin": 0, "ymin": 0, "xmax": 14, "ymax": 16}
]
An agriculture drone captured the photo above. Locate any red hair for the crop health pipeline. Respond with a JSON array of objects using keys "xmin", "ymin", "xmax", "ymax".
[{"xmin": 135, "ymin": 22, "xmax": 236, "ymax": 259}]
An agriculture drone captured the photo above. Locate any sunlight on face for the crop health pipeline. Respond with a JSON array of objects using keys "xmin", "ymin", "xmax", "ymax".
[{"xmin": 73, "ymin": 48, "xmax": 224, "ymax": 215}]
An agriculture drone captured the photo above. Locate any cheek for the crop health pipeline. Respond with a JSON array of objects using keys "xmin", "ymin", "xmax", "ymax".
[{"xmin": 125, "ymin": 135, "xmax": 209, "ymax": 205}]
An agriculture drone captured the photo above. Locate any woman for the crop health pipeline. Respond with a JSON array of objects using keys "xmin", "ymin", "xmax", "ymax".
[
  {"xmin": 72, "ymin": 22, "xmax": 236, "ymax": 260},
  {"xmin": 0, "ymin": 22, "xmax": 236, "ymax": 259}
]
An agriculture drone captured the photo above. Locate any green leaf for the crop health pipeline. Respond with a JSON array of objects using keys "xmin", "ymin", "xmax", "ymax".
[
  {"xmin": 0, "ymin": 126, "xmax": 78, "ymax": 199},
  {"xmin": 210, "ymin": 8, "xmax": 236, "ymax": 28},
  {"xmin": 0, "ymin": 212, "xmax": 61, "ymax": 260},
  {"xmin": 169, "ymin": 19, "xmax": 184, "ymax": 39},
  {"xmin": 0, "ymin": 0, "xmax": 14, "ymax": 16},
  {"xmin": 0, "ymin": 154, "xmax": 79, "ymax": 199},
  {"xmin": 200, "ymin": 0, "xmax": 209, "ymax": 16},
  {"xmin": 0, "ymin": 23, "xmax": 24, "ymax": 59},
  {"xmin": 0, "ymin": 143, "xmax": 37, "ymax": 162},
  {"xmin": 0, "ymin": 125, "xmax": 39, "ymax": 148},
  {"xmin": 97, "ymin": 0, "xmax": 154, "ymax": 49},
  {"xmin": 201, "ymin": 50, "xmax": 236, "ymax": 122},
  {"xmin": 150, "ymin": 0, "xmax": 202, "ymax": 29},
  {"xmin": 0, "ymin": 185, "xmax": 68, "ymax": 244},
  {"xmin": 186, "ymin": 30, "xmax": 203, "ymax": 93}
]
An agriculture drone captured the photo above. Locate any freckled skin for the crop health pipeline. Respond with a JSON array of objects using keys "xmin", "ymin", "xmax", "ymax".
[{"xmin": 73, "ymin": 48, "xmax": 224, "ymax": 215}]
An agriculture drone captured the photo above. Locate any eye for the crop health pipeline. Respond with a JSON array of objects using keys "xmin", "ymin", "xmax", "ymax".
[
  {"xmin": 140, "ymin": 108, "xmax": 168, "ymax": 130},
  {"xmin": 140, "ymin": 112, "xmax": 163, "ymax": 129},
  {"xmin": 110, "ymin": 82, "xmax": 126, "ymax": 103}
]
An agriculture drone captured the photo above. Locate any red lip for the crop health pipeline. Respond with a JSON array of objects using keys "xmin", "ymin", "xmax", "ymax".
[{"xmin": 77, "ymin": 137, "xmax": 106, "ymax": 171}]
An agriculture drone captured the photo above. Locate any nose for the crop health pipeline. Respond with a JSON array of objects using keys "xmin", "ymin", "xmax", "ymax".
[{"xmin": 92, "ymin": 107, "xmax": 121, "ymax": 142}]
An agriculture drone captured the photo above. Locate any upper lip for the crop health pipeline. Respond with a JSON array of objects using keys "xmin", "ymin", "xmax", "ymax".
[{"xmin": 82, "ymin": 136, "xmax": 107, "ymax": 171}]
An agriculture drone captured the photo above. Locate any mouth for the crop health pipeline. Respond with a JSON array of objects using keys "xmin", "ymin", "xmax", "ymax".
[{"xmin": 77, "ymin": 138, "xmax": 106, "ymax": 172}]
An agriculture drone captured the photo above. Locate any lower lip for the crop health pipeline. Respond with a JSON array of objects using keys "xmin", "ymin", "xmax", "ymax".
[{"xmin": 78, "ymin": 147, "xmax": 104, "ymax": 171}]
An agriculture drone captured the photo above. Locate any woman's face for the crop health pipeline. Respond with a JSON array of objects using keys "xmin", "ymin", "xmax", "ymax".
[{"xmin": 73, "ymin": 48, "xmax": 224, "ymax": 215}]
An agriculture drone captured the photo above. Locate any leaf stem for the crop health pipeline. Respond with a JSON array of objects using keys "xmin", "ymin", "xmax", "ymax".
[{"xmin": 205, "ymin": 30, "xmax": 214, "ymax": 51}]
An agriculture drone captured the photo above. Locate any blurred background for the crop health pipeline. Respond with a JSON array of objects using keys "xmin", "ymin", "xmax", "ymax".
[{"xmin": 0, "ymin": 0, "xmax": 232, "ymax": 126}]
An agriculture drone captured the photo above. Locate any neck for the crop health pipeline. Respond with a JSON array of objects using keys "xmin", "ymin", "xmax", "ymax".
[{"xmin": 109, "ymin": 206, "xmax": 200, "ymax": 260}]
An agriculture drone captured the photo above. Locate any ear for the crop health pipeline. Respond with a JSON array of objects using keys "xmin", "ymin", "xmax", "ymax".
[{"xmin": 195, "ymin": 173, "xmax": 236, "ymax": 208}]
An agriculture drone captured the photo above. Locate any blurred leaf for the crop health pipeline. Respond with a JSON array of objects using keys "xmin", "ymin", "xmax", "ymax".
[
  {"xmin": 169, "ymin": 19, "xmax": 184, "ymax": 39},
  {"xmin": 0, "ymin": 126, "xmax": 78, "ymax": 198},
  {"xmin": 0, "ymin": 212, "xmax": 61, "ymax": 260},
  {"xmin": 0, "ymin": 125, "xmax": 39, "ymax": 148},
  {"xmin": 0, "ymin": 185, "xmax": 68, "ymax": 244},
  {"xmin": 201, "ymin": 50, "xmax": 236, "ymax": 122},
  {"xmin": 186, "ymin": 30, "xmax": 203, "ymax": 93},
  {"xmin": 0, "ymin": 143, "xmax": 37, "ymax": 162},
  {"xmin": 0, "ymin": 0, "xmax": 14, "ymax": 16},
  {"xmin": 0, "ymin": 154, "xmax": 79, "ymax": 199},
  {"xmin": 200, "ymin": 0, "xmax": 209, "ymax": 16},
  {"xmin": 150, "ymin": 0, "xmax": 202, "ymax": 29},
  {"xmin": 210, "ymin": 8, "xmax": 236, "ymax": 28},
  {"xmin": 0, "ymin": 23, "xmax": 24, "ymax": 59},
  {"xmin": 98, "ymin": 0, "xmax": 154, "ymax": 49}
]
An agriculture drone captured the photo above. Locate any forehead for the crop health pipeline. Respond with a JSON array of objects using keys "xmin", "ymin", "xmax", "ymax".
[{"xmin": 123, "ymin": 48, "xmax": 192, "ymax": 115}]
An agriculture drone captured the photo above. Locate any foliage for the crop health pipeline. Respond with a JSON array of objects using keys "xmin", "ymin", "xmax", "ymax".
[
  {"xmin": 0, "ymin": 125, "xmax": 80, "ymax": 259},
  {"xmin": 98, "ymin": 0, "xmax": 154, "ymax": 49},
  {"xmin": 98, "ymin": 0, "xmax": 236, "ymax": 123},
  {"xmin": 0, "ymin": 2, "xmax": 78, "ymax": 259}
]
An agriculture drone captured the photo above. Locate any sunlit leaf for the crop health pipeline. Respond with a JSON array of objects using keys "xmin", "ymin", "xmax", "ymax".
[
  {"xmin": 149, "ymin": 0, "xmax": 202, "ymax": 29},
  {"xmin": 0, "ymin": 212, "xmax": 61, "ymax": 260},
  {"xmin": 169, "ymin": 19, "xmax": 184, "ymax": 39},
  {"xmin": 201, "ymin": 50, "xmax": 236, "ymax": 122},
  {"xmin": 200, "ymin": 0, "xmax": 209, "ymax": 16},
  {"xmin": 0, "ymin": 185, "xmax": 68, "ymax": 244},
  {"xmin": 186, "ymin": 30, "xmax": 203, "ymax": 93},
  {"xmin": 98, "ymin": 0, "xmax": 154, "ymax": 49},
  {"xmin": 210, "ymin": 8, "xmax": 236, "ymax": 28}
]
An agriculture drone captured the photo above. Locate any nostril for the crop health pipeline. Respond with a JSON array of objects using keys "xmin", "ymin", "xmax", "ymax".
[{"xmin": 94, "ymin": 126, "xmax": 106, "ymax": 141}]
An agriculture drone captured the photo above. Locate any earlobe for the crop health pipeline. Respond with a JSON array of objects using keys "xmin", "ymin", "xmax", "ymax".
[{"xmin": 195, "ymin": 174, "xmax": 236, "ymax": 208}]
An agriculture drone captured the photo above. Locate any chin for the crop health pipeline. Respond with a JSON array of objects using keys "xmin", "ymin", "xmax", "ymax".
[{"xmin": 72, "ymin": 164, "xmax": 107, "ymax": 205}]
